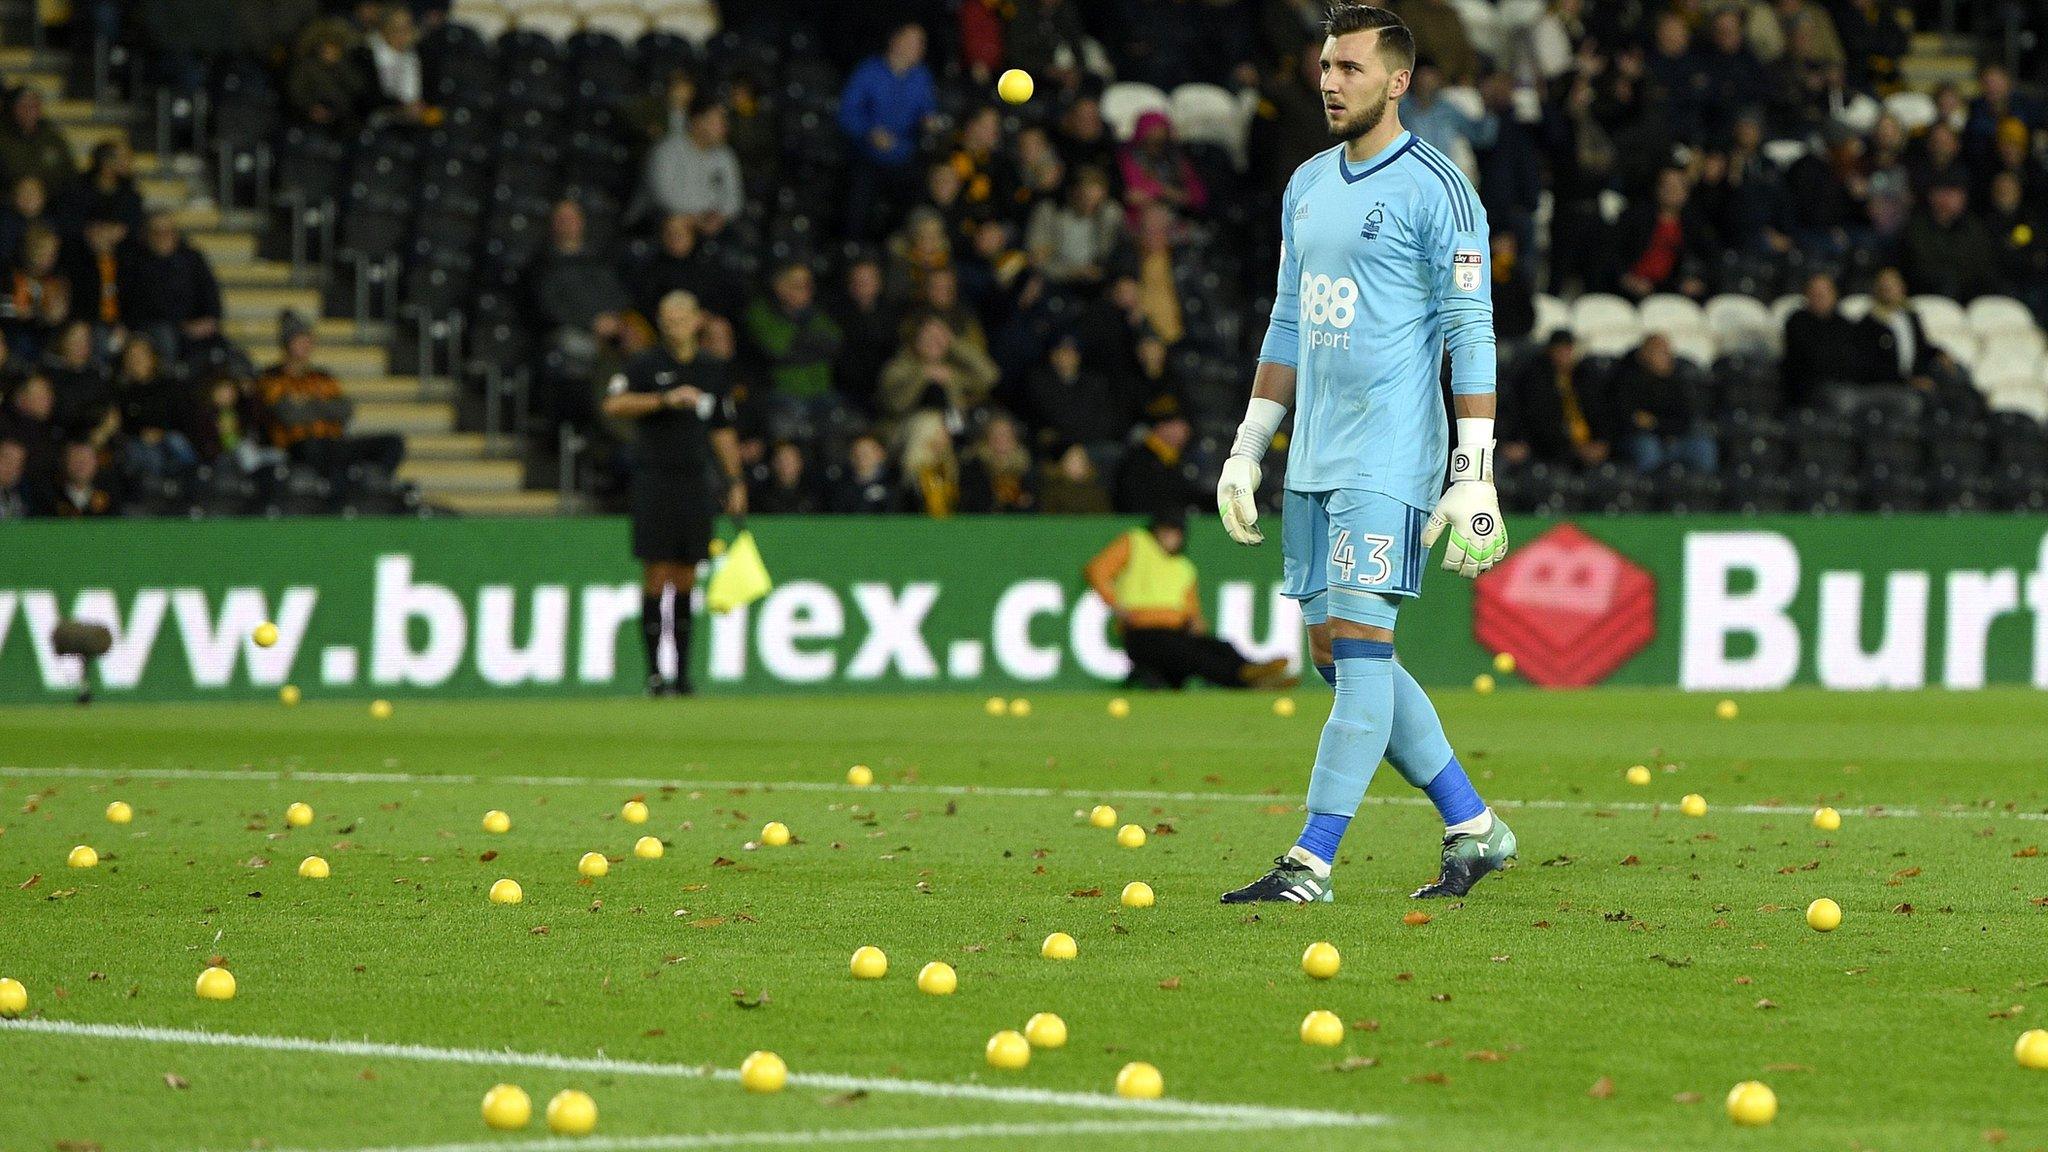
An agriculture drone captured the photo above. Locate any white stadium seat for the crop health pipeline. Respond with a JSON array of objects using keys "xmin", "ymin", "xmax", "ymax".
[
  {"xmin": 1834, "ymin": 92, "xmax": 1881, "ymax": 135},
  {"xmin": 1705, "ymin": 294, "xmax": 1774, "ymax": 354},
  {"xmin": 1883, "ymin": 90, "xmax": 1938, "ymax": 132},
  {"xmin": 1534, "ymin": 293, "xmax": 1569, "ymax": 338},
  {"xmin": 1576, "ymin": 326, "xmax": 1643, "ymax": 359},
  {"xmin": 1967, "ymin": 295, "xmax": 2036, "ymax": 336},
  {"xmin": 649, "ymin": 0, "xmax": 719, "ymax": 46},
  {"xmin": 1761, "ymin": 139, "xmax": 1808, "ymax": 168},
  {"xmin": 1571, "ymin": 292, "xmax": 1637, "ymax": 334},
  {"xmin": 518, "ymin": 6, "xmax": 580, "ymax": 42},
  {"xmin": 450, "ymin": 0, "xmax": 512, "ymax": 39},
  {"xmin": 1979, "ymin": 329, "xmax": 2046, "ymax": 369},
  {"xmin": 1930, "ymin": 331, "xmax": 1978, "ymax": 371},
  {"xmin": 1168, "ymin": 83, "xmax": 1250, "ymax": 168},
  {"xmin": 1769, "ymin": 294, "xmax": 1803, "ymax": 331},
  {"xmin": 1101, "ymin": 81, "xmax": 1171, "ymax": 141},
  {"xmin": 1839, "ymin": 293, "xmax": 1871, "ymax": 320},
  {"xmin": 1987, "ymin": 382, "xmax": 2048, "ymax": 422},
  {"xmin": 1670, "ymin": 331, "xmax": 1716, "ymax": 369},
  {"xmin": 1497, "ymin": 0, "xmax": 1547, "ymax": 33},
  {"xmin": 584, "ymin": 6, "xmax": 649, "ymax": 40},
  {"xmin": 1910, "ymin": 294, "xmax": 1968, "ymax": 333},
  {"xmin": 1440, "ymin": 85, "xmax": 1485, "ymax": 122},
  {"xmin": 1638, "ymin": 293, "xmax": 1705, "ymax": 337},
  {"xmin": 1446, "ymin": 0, "xmax": 1502, "ymax": 57}
]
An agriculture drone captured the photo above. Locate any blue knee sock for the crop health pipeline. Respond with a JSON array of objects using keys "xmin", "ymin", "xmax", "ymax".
[
  {"xmin": 1294, "ymin": 638, "xmax": 1395, "ymax": 863},
  {"xmin": 1385, "ymin": 661, "xmax": 1486, "ymax": 826},
  {"xmin": 1315, "ymin": 663, "xmax": 1336, "ymax": 686}
]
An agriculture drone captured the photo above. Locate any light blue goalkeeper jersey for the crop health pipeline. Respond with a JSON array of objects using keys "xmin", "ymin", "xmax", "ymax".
[{"xmin": 1257, "ymin": 130, "xmax": 1496, "ymax": 509}]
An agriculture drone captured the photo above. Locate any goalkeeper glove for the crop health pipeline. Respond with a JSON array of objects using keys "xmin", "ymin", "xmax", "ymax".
[
  {"xmin": 1422, "ymin": 421, "xmax": 1508, "ymax": 579},
  {"xmin": 1218, "ymin": 397, "xmax": 1286, "ymax": 546}
]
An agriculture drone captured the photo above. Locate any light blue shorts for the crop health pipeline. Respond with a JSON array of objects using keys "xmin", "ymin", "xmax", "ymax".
[{"xmin": 1280, "ymin": 488, "xmax": 1427, "ymax": 628}]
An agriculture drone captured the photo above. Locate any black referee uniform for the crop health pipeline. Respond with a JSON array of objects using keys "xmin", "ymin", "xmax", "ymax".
[{"xmin": 608, "ymin": 346, "xmax": 734, "ymax": 693}]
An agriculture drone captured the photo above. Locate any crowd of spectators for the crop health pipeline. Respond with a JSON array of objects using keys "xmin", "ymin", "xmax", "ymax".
[{"xmin": 11, "ymin": 0, "xmax": 2047, "ymax": 520}]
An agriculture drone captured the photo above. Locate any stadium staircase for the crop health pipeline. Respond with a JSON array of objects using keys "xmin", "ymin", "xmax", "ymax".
[{"xmin": 0, "ymin": 39, "xmax": 562, "ymax": 516}]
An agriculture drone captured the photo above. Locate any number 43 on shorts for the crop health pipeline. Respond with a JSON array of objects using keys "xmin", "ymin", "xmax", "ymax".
[{"xmin": 1332, "ymin": 530, "xmax": 1394, "ymax": 587}]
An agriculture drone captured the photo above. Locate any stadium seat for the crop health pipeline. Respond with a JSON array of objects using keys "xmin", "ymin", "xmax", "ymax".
[
  {"xmin": 1576, "ymin": 326, "xmax": 1642, "ymax": 358},
  {"xmin": 1497, "ymin": 0, "xmax": 1546, "ymax": 32},
  {"xmin": 1705, "ymin": 293, "xmax": 1775, "ymax": 354},
  {"xmin": 1571, "ymin": 292, "xmax": 1637, "ymax": 334},
  {"xmin": 1761, "ymin": 139, "xmax": 1808, "ymax": 168},
  {"xmin": 1834, "ymin": 92, "xmax": 1881, "ymax": 134},
  {"xmin": 1445, "ymin": 0, "xmax": 1503, "ymax": 56},
  {"xmin": 451, "ymin": 0, "xmax": 513, "ymax": 40},
  {"xmin": 1168, "ymin": 84, "xmax": 1251, "ymax": 169},
  {"xmin": 1883, "ymin": 90, "xmax": 1938, "ymax": 131},
  {"xmin": 518, "ymin": 6, "xmax": 581, "ymax": 42},
  {"xmin": 1102, "ymin": 82, "xmax": 1171, "ymax": 141},
  {"xmin": 1638, "ymin": 293, "xmax": 1705, "ymax": 337},
  {"xmin": 1533, "ymin": 293, "xmax": 1569, "ymax": 338},
  {"xmin": 1838, "ymin": 293, "xmax": 1871, "ymax": 320},
  {"xmin": 1967, "ymin": 295, "xmax": 2037, "ymax": 337},
  {"xmin": 1439, "ymin": 86, "xmax": 1485, "ymax": 123},
  {"xmin": 584, "ymin": 5, "xmax": 649, "ymax": 41}
]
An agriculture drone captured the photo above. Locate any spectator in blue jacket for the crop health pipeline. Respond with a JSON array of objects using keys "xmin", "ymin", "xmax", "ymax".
[{"xmin": 839, "ymin": 23, "xmax": 940, "ymax": 240}]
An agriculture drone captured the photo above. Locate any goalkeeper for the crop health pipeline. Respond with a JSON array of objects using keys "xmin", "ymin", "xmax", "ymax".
[{"xmin": 1217, "ymin": 3, "xmax": 1516, "ymax": 905}]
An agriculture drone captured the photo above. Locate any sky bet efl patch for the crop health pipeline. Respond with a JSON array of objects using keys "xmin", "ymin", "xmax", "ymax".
[{"xmin": 1453, "ymin": 249, "xmax": 1483, "ymax": 292}]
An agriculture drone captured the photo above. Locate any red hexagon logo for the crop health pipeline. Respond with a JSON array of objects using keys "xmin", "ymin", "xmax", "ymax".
[{"xmin": 1473, "ymin": 523, "xmax": 1656, "ymax": 687}]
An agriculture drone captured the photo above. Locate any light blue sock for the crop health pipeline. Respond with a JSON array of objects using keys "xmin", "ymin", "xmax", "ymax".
[
  {"xmin": 1296, "ymin": 638, "xmax": 1395, "ymax": 864},
  {"xmin": 1385, "ymin": 662, "xmax": 1486, "ymax": 826}
]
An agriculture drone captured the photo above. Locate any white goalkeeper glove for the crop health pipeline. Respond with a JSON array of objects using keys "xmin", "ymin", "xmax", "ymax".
[
  {"xmin": 1218, "ymin": 397, "xmax": 1286, "ymax": 546},
  {"xmin": 1422, "ymin": 419, "xmax": 1508, "ymax": 579}
]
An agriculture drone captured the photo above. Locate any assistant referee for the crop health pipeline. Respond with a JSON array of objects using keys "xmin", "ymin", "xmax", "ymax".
[{"xmin": 601, "ymin": 290, "xmax": 745, "ymax": 696}]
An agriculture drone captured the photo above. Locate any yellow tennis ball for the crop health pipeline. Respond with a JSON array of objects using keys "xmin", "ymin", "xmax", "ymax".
[
  {"xmin": 1725, "ymin": 1081, "xmax": 1777, "ymax": 1126},
  {"xmin": 105, "ymin": 801, "xmax": 132, "ymax": 824},
  {"xmin": 67, "ymin": 845, "xmax": 97, "ymax": 868},
  {"xmin": 285, "ymin": 802, "xmax": 313, "ymax": 828},
  {"xmin": 1300, "ymin": 1009, "xmax": 1344, "ymax": 1046},
  {"xmin": 1008, "ymin": 697, "xmax": 1032, "ymax": 718},
  {"xmin": 297, "ymin": 855, "xmax": 330, "ymax": 879},
  {"xmin": 2016, "ymin": 1029, "xmax": 2048, "ymax": 1070},
  {"xmin": 985, "ymin": 696, "xmax": 1008, "ymax": 716},
  {"xmin": 1680, "ymin": 793, "xmax": 1708, "ymax": 817},
  {"xmin": 1108, "ymin": 697, "xmax": 1131, "ymax": 718},
  {"xmin": 1121, "ymin": 881, "xmax": 1155, "ymax": 908},
  {"xmin": 1117, "ymin": 823, "xmax": 1147, "ymax": 848},
  {"xmin": 917, "ymin": 961, "xmax": 957, "ymax": 995},
  {"xmin": 1806, "ymin": 897, "xmax": 1841, "ymax": 932},
  {"xmin": 1024, "ymin": 1012, "xmax": 1068, "ymax": 1049},
  {"xmin": 1625, "ymin": 765, "xmax": 1652, "ymax": 786},
  {"xmin": 253, "ymin": 622, "xmax": 279, "ymax": 648},
  {"xmin": 1041, "ymin": 931, "xmax": 1078, "ymax": 960},
  {"xmin": 633, "ymin": 835, "xmax": 664, "ymax": 859},
  {"xmin": 1716, "ymin": 698, "xmax": 1739, "ymax": 720},
  {"xmin": 847, "ymin": 764, "xmax": 874, "ymax": 787},
  {"xmin": 545, "ymin": 1089, "xmax": 596, "ymax": 1135},
  {"xmin": 369, "ymin": 699, "xmax": 393, "ymax": 720},
  {"xmin": 850, "ymin": 945, "xmax": 888, "ymax": 979},
  {"xmin": 740, "ymin": 1050, "xmax": 787, "ymax": 1093},
  {"xmin": 1492, "ymin": 650, "xmax": 1516, "ymax": 675},
  {"xmin": 489, "ymin": 878, "xmax": 523, "ymax": 904},
  {"xmin": 761, "ymin": 821, "xmax": 791, "ymax": 847},
  {"xmin": 986, "ymin": 1029, "xmax": 1031, "ymax": 1069},
  {"xmin": 482, "ymin": 810, "xmax": 511, "ymax": 834},
  {"xmin": 1115, "ymin": 1061, "xmax": 1163, "ymax": 1099},
  {"xmin": 1302, "ymin": 941, "xmax": 1340, "ymax": 979},
  {"xmin": 481, "ymin": 1083, "xmax": 532, "ymax": 1130},
  {"xmin": 997, "ymin": 68, "xmax": 1034, "ymax": 104},
  {"xmin": 279, "ymin": 684, "xmax": 301, "ymax": 706},
  {"xmin": 0, "ymin": 977, "xmax": 25, "ymax": 1017},
  {"xmin": 195, "ymin": 966, "xmax": 236, "ymax": 1001},
  {"xmin": 621, "ymin": 800, "xmax": 649, "ymax": 824},
  {"xmin": 1089, "ymin": 804, "xmax": 1118, "ymax": 829},
  {"xmin": 1273, "ymin": 696, "xmax": 1297, "ymax": 717},
  {"xmin": 1473, "ymin": 673, "xmax": 1496, "ymax": 694},
  {"xmin": 577, "ymin": 851, "xmax": 609, "ymax": 878},
  {"xmin": 1812, "ymin": 806, "xmax": 1841, "ymax": 832}
]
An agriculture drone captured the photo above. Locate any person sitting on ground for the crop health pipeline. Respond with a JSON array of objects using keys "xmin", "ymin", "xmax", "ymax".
[{"xmin": 1085, "ymin": 510, "xmax": 1295, "ymax": 691}]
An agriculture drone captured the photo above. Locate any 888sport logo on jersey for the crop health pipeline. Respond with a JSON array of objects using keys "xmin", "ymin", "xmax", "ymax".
[{"xmin": 1299, "ymin": 272, "xmax": 1358, "ymax": 351}]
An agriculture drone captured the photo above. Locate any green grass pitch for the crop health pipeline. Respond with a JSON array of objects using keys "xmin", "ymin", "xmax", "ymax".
[{"xmin": 2, "ymin": 687, "xmax": 2045, "ymax": 1151}]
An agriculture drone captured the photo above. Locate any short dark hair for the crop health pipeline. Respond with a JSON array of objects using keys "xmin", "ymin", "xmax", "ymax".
[{"xmin": 1323, "ymin": 4, "xmax": 1416, "ymax": 73}]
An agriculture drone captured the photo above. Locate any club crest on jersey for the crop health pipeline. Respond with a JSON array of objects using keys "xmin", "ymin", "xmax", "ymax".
[
  {"xmin": 1360, "ymin": 203, "xmax": 1386, "ymax": 241},
  {"xmin": 1453, "ymin": 249, "xmax": 1483, "ymax": 292}
]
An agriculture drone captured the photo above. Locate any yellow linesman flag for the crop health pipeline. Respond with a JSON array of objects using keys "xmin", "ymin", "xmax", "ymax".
[{"xmin": 705, "ymin": 529, "xmax": 772, "ymax": 614}]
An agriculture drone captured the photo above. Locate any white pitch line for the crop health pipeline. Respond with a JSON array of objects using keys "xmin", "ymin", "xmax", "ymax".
[
  {"xmin": 210, "ymin": 1117, "xmax": 1346, "ymax": 1152},
  {"xmin": 4, "ymin": 763, "xmax": 2045, "ymax": 823},
  {"xmin": 1, "ymin": 1019, "xmax": 1381, "ymax": 1131}
]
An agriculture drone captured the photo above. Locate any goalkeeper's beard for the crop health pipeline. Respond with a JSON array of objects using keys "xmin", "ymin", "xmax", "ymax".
[{"xmin": 1327, "ymin": 85, "xmax": 1392, "ymax": 142}]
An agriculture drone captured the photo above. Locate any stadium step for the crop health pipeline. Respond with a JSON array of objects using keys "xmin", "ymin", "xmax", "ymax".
[
  {"xmin": 339, "ymin": 376, "xmax": 435, "ymax": 403},
  {"xmin": 192, "ymin": 231, "xmax": 258, "ymax": 264},
  {"xmin": 398, "ymin": 457, "xmax": 524, "ymax": 494},
  {"xmin": 355, "ymin": 400, "xmax": 453, "ymax": 436},
  {"xmin": 215, "ymin": 259, "xmax": 294, "ymax": 288},
  {"xmin": 224, "ymin": 285, "xmax": 323, "ymax": 322},
  {"xmin": 406, "ymin": 432, "xmax": 496, "ymax": 461},
  {"xmin": 224, "ymin": 315, "xmax": 356, "ymax": 347},
  {"xmin": 435, "ymin": 490, "xmax": 565, "ymax": 516}
]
